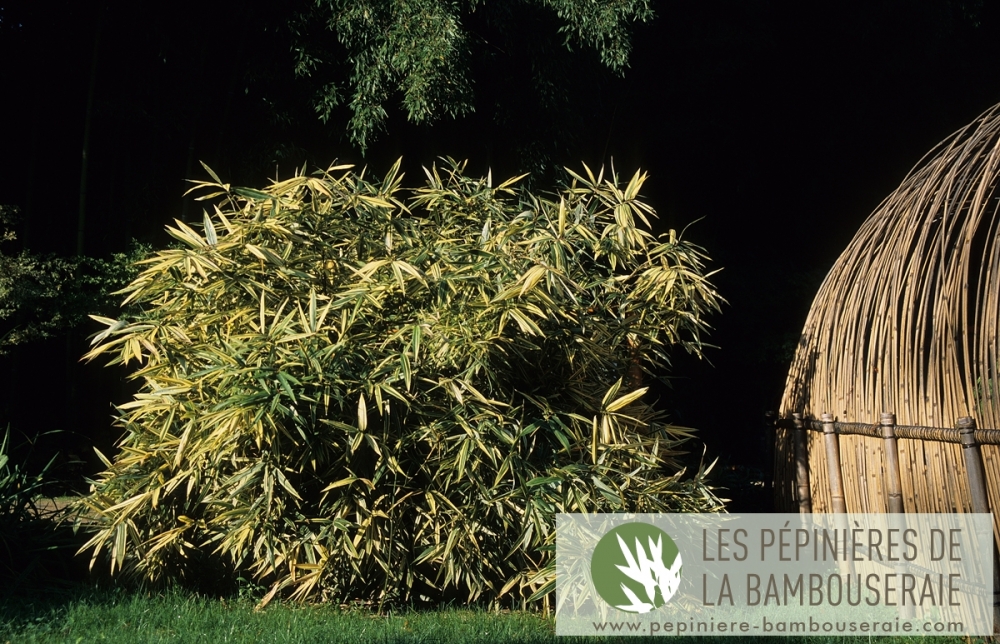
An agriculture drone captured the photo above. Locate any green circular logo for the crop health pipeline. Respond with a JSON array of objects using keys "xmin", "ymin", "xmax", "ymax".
[{"xmin": 590, "ymin": 522, "xmax": 682, "ymax": 613}]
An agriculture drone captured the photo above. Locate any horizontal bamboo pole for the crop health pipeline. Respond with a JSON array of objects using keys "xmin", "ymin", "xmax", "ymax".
[{"xmin": 775, "ymin": 417, "xmax": 1000, "ymax": 445}]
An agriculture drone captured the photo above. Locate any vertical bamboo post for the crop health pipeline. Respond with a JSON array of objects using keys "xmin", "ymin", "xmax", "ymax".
[
  {"xmin": 957, "ymin": 416, "xmax": 1000, "ymax": 634},
  {"xmin": 880, "ymin": 412, "xmax": 905, "ymax": 514},
  {"xmin": 881, "ymin": 412, "xmax": 912, "ymax": 618},
  {"xmin": 958, "ymin": 416, "xmax": 989, "ymax": 513},
  {"xmin": 822, "ymin": 413, "xmax": 847, "ymax": 514},
  {"xmin": 792, "ymin": 413, "xmax": 812, "ymax": 513},
  {"xmin": 822, "ymin": 412, "xmax": 852, "ymax": 576}
]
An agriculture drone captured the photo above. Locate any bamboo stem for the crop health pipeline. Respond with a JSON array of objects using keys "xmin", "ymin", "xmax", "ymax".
[
  {"xmin": 959, "ymin": 416, "xmax": 990, "ymax": 513},
  {"xmin": 881, "ymin": 411, "xmax": 913, "ymax": 619},
  {"xmin": 881, "ymin": 412, "xmax": 905, "ymax": 513},
  {"xmin": 958, "ymin": 416, "xmax": 1000, "ymax": 635},
  {"xmin": 822, "ymin": 412, "xmax": 853, "ymax": 576},
  {"xmin": 792, "ymin": 413, "xmax": 812, "ymax": 513},
  {"xmin": 822, "ymin": 413, "xmax": 847, "ymax": 514}
]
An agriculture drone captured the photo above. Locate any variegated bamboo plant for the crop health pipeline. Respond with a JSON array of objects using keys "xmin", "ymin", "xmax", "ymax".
[{"xmin": 79, "ymin": 159, "xmax": 724, "ymax": 607}]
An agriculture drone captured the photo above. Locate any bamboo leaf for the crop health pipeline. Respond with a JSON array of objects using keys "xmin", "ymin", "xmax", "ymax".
[
  {"xmin": 174, "ymin": 421, "xmax": 193, "ymax": 469},
  {"xmin": 557, "ymin": 198, "xmax": 567, "ymax": 236},
  {"xmin": 411, "ymin": 324, "xmax": 422, "ymax": 362},
  {"xmin": 518, "ymin": 265, "xmax": 548, "ymax": 297},
  {"xmin": 245, "ymin": 244, "xmax": 285, "ymax": 267},
  {"xmin": 601, "ymin": 378, "xmax": 624, "ymax": 408},
  {"xmin": 400, "ymin": 351, "xmax": 411, "ymax": 391},
  {"xmin": 166, "ymin": 220, "xmax": 207, "ymax": 248},
  {"xmin": 605, "ymin": 386, "xmax": 648, "ymax": 412},
  {"xmin": 232, "ymin": 186, "xmax": 273, "ymax": 201},
  {"xmin": 357, "ymin": 392, "xmax": 367, "ymax": 432},
  {"xmin": 507, "ymin": 307, "xmax": 543, "ymax": 336},
  {"xmin": 308, "ymin": 288, "xmax": 317, "ymax": 333},
  {"xmin": 203, "ymin": 210, "xmax": 218, "ymax": 246},
  {"xmin": 199, "ymin": 160, "xmax": 223, "ymax": 185}
]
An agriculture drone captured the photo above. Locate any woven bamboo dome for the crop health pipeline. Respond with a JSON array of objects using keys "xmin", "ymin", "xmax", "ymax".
[{"xmin": 776, "ymin": 102, "xmax": 1000, "ymax": 519}]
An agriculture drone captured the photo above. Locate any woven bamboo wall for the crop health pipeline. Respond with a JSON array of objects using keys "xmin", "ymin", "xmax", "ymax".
[{"xmin": 777, "ymin": 102, "xmax": 1000, "ymax": 530}]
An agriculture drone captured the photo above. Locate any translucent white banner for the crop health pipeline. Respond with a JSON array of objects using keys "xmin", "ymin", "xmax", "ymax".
[{"xmin": 556, "ymin": 513, "xmax": 994, "ymax": 636}]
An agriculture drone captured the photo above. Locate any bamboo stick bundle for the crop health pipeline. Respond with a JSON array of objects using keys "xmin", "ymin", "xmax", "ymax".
[{"xmin": 778, "ymin": 102, "xmax": 1000, "ymax": 526}]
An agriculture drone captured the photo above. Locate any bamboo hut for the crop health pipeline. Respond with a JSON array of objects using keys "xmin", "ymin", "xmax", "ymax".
[{"xmin": 776, "ymin": 102, "xmax": 1000, "ymax": 533}]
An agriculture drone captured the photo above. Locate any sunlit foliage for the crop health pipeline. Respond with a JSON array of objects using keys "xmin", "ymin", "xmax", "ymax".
[
  {"xmin": 80, "ymin": 159, "xmax": 722, "ymax": 606},
  {"xmin": 292, "ymin": 0, "xmax": 654, "ymax": 149}
]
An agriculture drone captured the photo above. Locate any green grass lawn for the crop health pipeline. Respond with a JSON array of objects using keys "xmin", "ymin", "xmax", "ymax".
[{"xmin": 0, "ymin": 587, "xmax": 978, "ymax": 644}]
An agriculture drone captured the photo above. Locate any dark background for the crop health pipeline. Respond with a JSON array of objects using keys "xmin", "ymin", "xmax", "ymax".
[{"xmin": 1, "ymin": 0, "xmax": 998, "ymax": 496}]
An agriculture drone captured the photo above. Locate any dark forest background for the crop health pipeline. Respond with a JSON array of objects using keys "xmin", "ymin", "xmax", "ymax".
[{"xmin": 1, "ymin": 0, "xmax": 999, "ymax": 499}]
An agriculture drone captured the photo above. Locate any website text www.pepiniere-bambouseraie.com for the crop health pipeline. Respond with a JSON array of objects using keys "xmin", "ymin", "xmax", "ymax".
[{"xmin": 592, "ymin": 616, "xmax": 965, "ymax": 635}]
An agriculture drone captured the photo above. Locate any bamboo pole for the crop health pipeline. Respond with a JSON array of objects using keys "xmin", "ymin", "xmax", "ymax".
[
  {"xmin": 960, "ymin": 416, "xmax": 990, "ymax": 513},
  {"xmin": 880, "ymin": 412, "xmax": 905, "ymax": 514},
  {"xmin": 957, "ymin": 416, "xmax": 1000, "ymax": 635},
  {"xmin": 822, "ymin": 413, "xmax": 847, "ymax": 514},
  {"xmin": 880, "ymin": 412, "xmax": 914, "ymax": 619},
  {"xmin": 822, "ymin": 412, "xmax": 853, "ymax": 576},
  {"xmin": 792, "ymin": 413, "xmax": 812, "ymax": 513}
]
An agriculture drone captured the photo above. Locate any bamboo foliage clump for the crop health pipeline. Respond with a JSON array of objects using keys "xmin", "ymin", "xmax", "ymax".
[
  {"xmin": 79, "ymin": 159, "xmax": 723, "ymax": 605},
  {"xmin": 779, "ymin": 103, "xmax": 1000, "ymax": 516}
]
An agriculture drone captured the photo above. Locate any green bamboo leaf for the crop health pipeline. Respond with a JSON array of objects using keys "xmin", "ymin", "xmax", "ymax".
[
  {"xmin": 357, "ymin": 392, "xmax": 367, "ymax": 432},
  {"xmin": 245, "ymin": 244, "xmax": 285, "ymax": 267},
  {"xmin": 600, "ymin": 378, "xmax": 624, "ymax": 408},
  {"xmin": 525, "ymin": 476, "xmax": 560, "ymax": 488},
  {"xmin": 400, "ymin": 352, "xmax": 411, "ymax": 391},
  {"xmin": 557, "ymin": 198, "xmax": 567, "ymax": 236},
  {"xmin": 553, "ymin": 428, "xmax": 572, "ymax": 454},
  {"xmin": 276, "ymin": 372, "xmax": 298, "ymax": 402},
  {"xmin": 166, "ymin": 221, "xmax": 207, "ymax": 248},
  {"xmin": 93, "ymin": 447, "xmax": 113, "ymax": 469},
  {"xmin": 308, "ymin": 288, "xmax": 317, "ymax": 333},
  {"xmin": 202, "ymin": 210, "xmax": 218, "ymax": 246},
  {"xmin": 506, "ymin": 307, "xmax": 543, "ymax": 336},
  {"xmin": 258, "ymin": 289, "xmax": 267, "ymax": 333},
  {"xmin": 232, "ymin": 186, "xmax": 273, "ymax": 201},
  {"xmin": 314, "ymin": 297, "xmax": 334, "ymax": 331},
  {"xmin": 518, "ymin": 265, "xmax": 548, "ymax": 297},
  {"xmin": 354, "ymin": 259, "xmax": 389, "ymax": 280},
  {"xmin": 375, "ymin": 382, "xmax": 407, "ymax": 403},
  {"xmin": 590, "ymin": 416, "xmax": 599, "ymax": 463},
  {"xmin": 174, "ymin": 420, "xmax": 193, "ymax": 469},
  {"xmin": 199, "ymin": 160, "xmax": 223, "ymax": 185},
  {"xmin": 272, "ymin": 466, "xmax": 302, "ymax": 500},
  {"xmin": 321, "ymin": 477, "xmax": 374, "ymax": 492},
  {"xmin": 604, "ymin": 386, "xmax": 647, "ymax": 412},
  {"xmin": 410, "ymin": 323, "xmax": 422, "ymax": 362},
  {"xmin": 455, "ymin": 439, "xmax": 471, "ymax": 480}
]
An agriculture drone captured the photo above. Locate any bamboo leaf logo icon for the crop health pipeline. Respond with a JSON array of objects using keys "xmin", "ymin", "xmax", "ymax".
[{"xmin": 591, "ymin": 522, "xmax": 682, "ymax": 613}]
